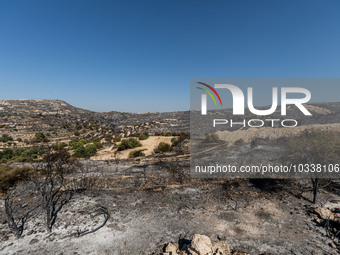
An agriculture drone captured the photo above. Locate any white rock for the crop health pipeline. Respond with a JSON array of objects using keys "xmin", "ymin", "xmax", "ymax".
[{"xmin": 189, "ymin": 234, "xmax": 213, "ymax": 255}]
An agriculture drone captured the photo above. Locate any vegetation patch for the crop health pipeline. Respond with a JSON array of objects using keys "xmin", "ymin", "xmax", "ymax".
[
  {"xmin": 128, "ymin": 149, "xmax": 147, "ymax": 158},
  {"xmin": 154, "ymin": 142, "xmax": 173, "ymax": 153},
  {"xmin": 117, "ymin": 138, "xmax": 142, "ymax": 151}
]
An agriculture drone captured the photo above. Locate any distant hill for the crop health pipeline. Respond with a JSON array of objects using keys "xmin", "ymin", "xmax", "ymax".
[{"xmin": 0, "ymin": 99, "xmax": 92, "ymax": 115}]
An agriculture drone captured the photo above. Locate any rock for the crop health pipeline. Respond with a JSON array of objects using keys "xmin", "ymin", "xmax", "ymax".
[
  {"xmin": 165, "ymin": 242, "xmax": 178, "ymax": 254},
  {"xmin": 315, "ymin": 207, "xmax": 333, "ymax": 220},
  {"xmin": 232, "ymin": 251, "xmax": 250, "ymax": 255},
  {"xmin": 330, "ymin": 242, "xmax": 337, "ymax": 249},
  {"xmin": 189, "ymin": 234, "xmax": 213, "ymax": 255},
  {"xmin": 217, "ymin": 235, "xmax": 226, "ymax": 241},
  {"xmin": 29, "ymin": 238, "xmax": 39, "ymax": 245},
  {"xmin": 212, "ymin": 241, "xmax": 231, "ymax": 255}
]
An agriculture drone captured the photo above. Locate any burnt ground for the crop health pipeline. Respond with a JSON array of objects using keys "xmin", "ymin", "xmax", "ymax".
[{"xmin": 0, "ymin": 175, "xmax": 339, "ymax": 255}]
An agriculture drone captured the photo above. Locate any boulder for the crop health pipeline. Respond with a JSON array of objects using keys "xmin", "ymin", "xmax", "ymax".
[
  {"xmin": 315, "ymin": 207, "xmax": 334, "ymax": 220},
  {"xmin": 189, "ymin": 234, "xmax": 213, "ymax": 255}
]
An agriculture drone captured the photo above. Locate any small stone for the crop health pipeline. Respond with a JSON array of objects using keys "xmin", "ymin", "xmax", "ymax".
[
  {"xmin": 29, "ymin": 239, "xmax": 39, "ymax": 245},
  {"xmin": 213, "ymin": 241, "xmax": 231, "ymax": 255},
  {"xmin": 330, "ymin": 242, "xmax": 337, "ymax": 249},
  {"xmin": 165, "ymin": 243, "xmax": 178, "ymax": 254},
  {"xmin": 217, "ymin": 235, "xmax": 226, "ymax": 241}
]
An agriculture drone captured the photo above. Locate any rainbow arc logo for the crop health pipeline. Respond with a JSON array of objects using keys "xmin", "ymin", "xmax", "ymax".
[{"xmin": 196, "ymin": 82, "xmax": 222, "ymax": 106}]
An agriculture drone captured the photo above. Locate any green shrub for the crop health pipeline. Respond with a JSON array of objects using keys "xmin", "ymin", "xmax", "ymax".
[
  {"xmin": 73, "ymin": 143, "xmax": 97, "ymax": 158},
  {"xmin": 128, "ymin": 149, "xmax": 146, "ymax": 158},
  {"xmin": 0, "ymin": 149, "xmax": 14, "ymax": 161},
  {"xmin": 73, "ymin": 145, "xmax": 86, "ymax": 158},
  {"xmin": 138, "ymin": 131, "xmax": 150, "ymax": 141},
  {"xmin": 33, "ymin": 132, "xmax": 49, "ymax": 143},
  {"xmin": 85, "ymin": 144, "xmax": 97, "ymax": 156},
  {"xmin": 53, "ymin": 142, "xmax": 68, "ymax": 150},
  {"xmin": 113, "ymin": 135, "xmax": 121, "ymax": 142},
  {"xmin": 117, "ymin": 138, "xmax": 142, "ymax": 151},
  {"xmin": 91, "ymin": 137, "xmax": 101, "ymax": 143},
  {"xmin": 105, "ymin": 135, "xmax": 113, "ymax": 142},
  {"xmin": 0, "ymin": 134, "xmax": 13, "ymax": 143},
  {"xmin": 0, "ymin": 146, "xmax": 46, "ymax": 163},
  {"xmin": 69, "ymin": 139, "xmax": 87, "ymax": 150},
  {"xmin": 154, "ymin": 142, "xmax": 173, "ymax": 153},
  {"xmin": 94, "ymin": 142, "xmax": 103, "ymax": 149}
]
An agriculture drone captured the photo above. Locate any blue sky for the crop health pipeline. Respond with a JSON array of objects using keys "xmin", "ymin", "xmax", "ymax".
[{"xmin": 0, "ymin": 0, "xmax": 340, "ymax": 112}]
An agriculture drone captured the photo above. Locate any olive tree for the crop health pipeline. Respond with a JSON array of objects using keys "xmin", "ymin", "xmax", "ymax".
[{"xmin": 285, "ymin": 130, "xmax": 340, "ymax": 203}]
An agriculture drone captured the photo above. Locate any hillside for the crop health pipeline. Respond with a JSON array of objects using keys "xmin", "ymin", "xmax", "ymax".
[{"xmin": 0, "ymin": 99, "xmax": 92, "ymax": 116}]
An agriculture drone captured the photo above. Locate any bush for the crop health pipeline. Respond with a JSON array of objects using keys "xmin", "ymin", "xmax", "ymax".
[
  {"xmin": 154, "ymin": 142, "xmax": 173, "ymax": 154},
  {"xmin": 93, "ymin": 142, "xmax": 103, "ymax": 149},
  {"xmin": 91, "ymin": 137, "xmax": 101, "ymax": 143},
  {"xmin": 171, "ymin": 132, "xmax": 189, "ymax": 147},
  {"xmin": 117, "ymin": 138, "xmax": 142, "ymax": 151},
  {"xmin": 0, "ymin": 147, "xmax": 46, "ymax": 162},
  {"xmin": 104, "ymin": 135, "xmax": 113, "ymax": 142},
  {"xmin": 85, "ymin": 144, "xmax": 97, "ymax": 156},
  {"xmin": 0, "ymin": 165, "xmax": 32, "ymax": 194},
  {"xmin": 138, "ymin": 131, "xmax": 150, "ymax": 141},
  {"xmin": 204, "ymin": 133, "xmax": 221, "ymax": 143},
  {"xmin": 53, "ymin": 142, "xmax": 68, "ymax": 150},
  {"xmin": 128, "ymin": 149, "xmax": 146, "ymax": 158},
  {"xmin": 285, "ymin": 130, "xmax": 340, "ymax": 165},
  {"xmin": 72, "ymin": 143, "xmax": 97, "ymax": 158},
  {"xmin": 69, "ymin": 139, "xmax": 87, "ymax": 150},
  {"xmin": 73, "ymin": 145, "xmax": 86, "ymax": 158},
  {"xmin": 0, "ymin": 149, "xmax": 14, "ymax": 161},
  {"xmin": 113, "ymin": 135, "xmax": 121, "ymax": 142},
  {"xmin": 33, "ymin": 132, "xmax": 49, "ymax": 143},
  {"xmin": 0, "ymin": 134, "xmax": 13, "ymax": 143}
]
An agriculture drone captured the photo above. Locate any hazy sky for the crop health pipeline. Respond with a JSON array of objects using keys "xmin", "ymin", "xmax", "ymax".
[{"xmin": 1, "ymin": 0, "xmax": 340, "ymax": 112}]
